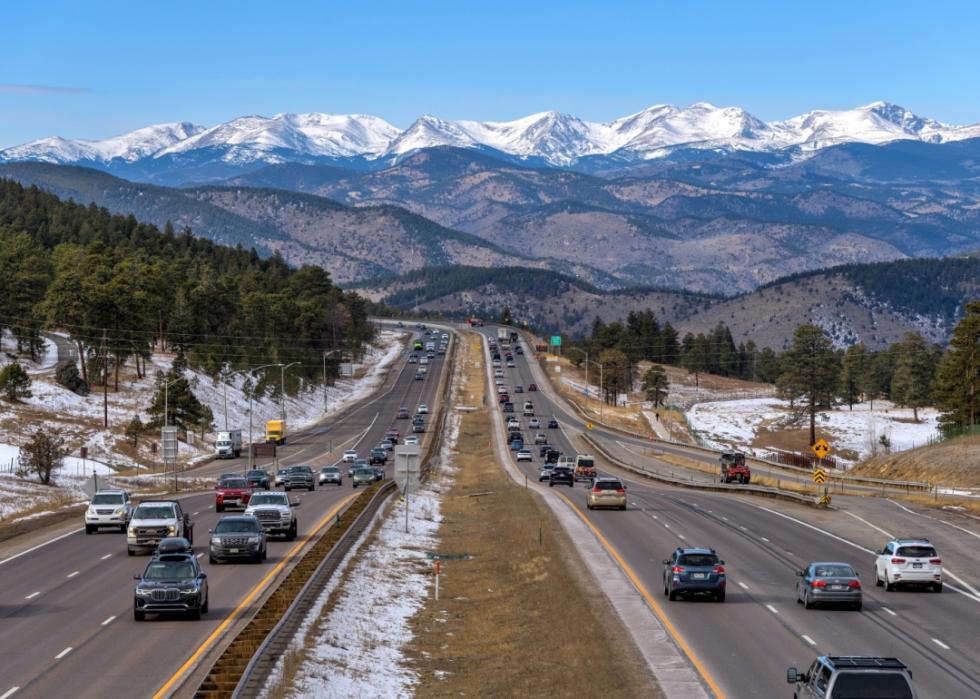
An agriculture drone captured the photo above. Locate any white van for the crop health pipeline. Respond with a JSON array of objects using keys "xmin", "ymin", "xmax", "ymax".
[{"xmin": 523, "ymin": 401, "xmax": 534, "ymax": 416}]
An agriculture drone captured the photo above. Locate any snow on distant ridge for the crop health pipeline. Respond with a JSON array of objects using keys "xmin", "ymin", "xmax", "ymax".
[{"xmin": 3, "ymin": 101, "xmax": 980, "ymax": 168}]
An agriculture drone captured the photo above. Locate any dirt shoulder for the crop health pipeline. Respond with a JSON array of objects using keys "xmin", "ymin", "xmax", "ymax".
[{"xmin": 406, "ymin": 334, "xmax": 658, "ymax": 697}]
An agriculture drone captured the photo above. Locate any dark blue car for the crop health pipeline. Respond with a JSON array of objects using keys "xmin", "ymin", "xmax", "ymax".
[
  {"xmin": 663, "ymin": 547, "xmax": 726, "ymax": 602},
  {"xmin": 510, "ymin": 438, "xmax": 524, "ymax": 451}
]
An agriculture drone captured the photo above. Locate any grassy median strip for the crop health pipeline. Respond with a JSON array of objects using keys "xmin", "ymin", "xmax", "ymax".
[{"xmin": 406, "ymin": 334, "xmax": 657, "ymax": 697}]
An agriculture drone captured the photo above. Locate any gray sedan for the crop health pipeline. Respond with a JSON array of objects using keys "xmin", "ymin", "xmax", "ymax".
[{"xmin": 796, "ymin": 562, "xmax": 863, "ymax": 610}]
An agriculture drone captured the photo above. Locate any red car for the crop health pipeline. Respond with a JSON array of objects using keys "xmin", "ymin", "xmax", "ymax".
[
  {"xmin": 215, "ymin": 476, "xmax": 252, "ymax": 512},
  {"xmin": 528, "ymin": 383, "xmax": 538, "ymax": 392}
]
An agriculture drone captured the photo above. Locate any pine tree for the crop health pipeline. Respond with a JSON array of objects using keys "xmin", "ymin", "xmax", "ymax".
[
  {"xmin": 890, "ymin": 333, "xmax": 934, "ymax": 422},
  {"xmin": 642, "ymin": 365, "xmax": 670, "ymax": 407},
  {"xmin": 18, "ymin": 428, "xmax": 67, "ymax": 485},
  {"xmin": 840, "ymin": 343, "xmax": 869, "ymax": 410},
  {"xmin": 598, "ymin": 348, "xmax": 631, "ymax": 405},
  {"xmin": 0, "ymin": 362, "xmax": 33, "ymax": 402},
  {"xmin": 933, "ymin": 300, "xmax": 980, "ymax": 433},
  {"xmin": 776, "ymin": 324, "xmax": 840, "ymax": 445},
  {"xmin": 661, "ymin": 322, "xmax": 680, "ymax": 365}
]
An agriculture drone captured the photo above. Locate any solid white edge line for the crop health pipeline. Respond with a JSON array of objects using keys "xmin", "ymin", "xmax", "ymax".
[
  {"xmin": 24, "ymin": 591, "xmax": 40, "ymax": 600},
  {"xmin": 101, "ymin": 615, "xmax": 116, "ymax": 626},
  {"xmin": 881, "ymin": 607, "xmax": 897, "ymax": 616},
  {"xmin": 0, "ymin": 527, "xmax": 84, "ymax": 567},
  {"xmin": 842, "ymin": 509, "xmax": 894, "ymax": 538},
  {"xmin": 0, "ymin": 687, "xmax": 19, "ymax": 699},
  {"xmin": 751, "ymin": 504, "xmax": 980, "ymax": 603},
  {"xmin": 801, "ymin": 634, "xmax": 817, "ymax": 646},
  {"xmin": 887, "ymin": 498, "xmax": 980, "ymax": 540},
  {"xmin": 766, "ymin": 604, "xmax": 779, "ymax": 614},
  {"xmin": 54, "ymin": 647, "xmax": 72, "ymax": 659},
  {"xmin": 932, "ymin": 638, "xmax": 951, "ymax": 650}
]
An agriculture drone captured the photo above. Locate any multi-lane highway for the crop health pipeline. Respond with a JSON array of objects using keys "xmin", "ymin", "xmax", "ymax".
[
  {"xmin": 0, "ymin": 326, "xmax": 450, "ymax": 699},
  {"xmin": 473, "ymin": 326, "xmax": 980, "ymax": 699}
]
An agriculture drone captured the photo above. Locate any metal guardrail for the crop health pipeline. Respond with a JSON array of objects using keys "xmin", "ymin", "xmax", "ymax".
[
  {"xmin": 195, "ymin": 326, "xmax": 459, "ymax": 698},
  {"xmin": 581, "ymin": 433, "xmax": 825, "ymax": 508},
  {"xmin": 524, "ymin": 331, "xmax": 930, "ymax": 493},
  {"xmin": 228, "ymin": 481, "xmax": 397, "ymax": 698}
]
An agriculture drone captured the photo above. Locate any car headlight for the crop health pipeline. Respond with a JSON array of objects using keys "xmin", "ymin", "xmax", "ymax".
[
  {"xmin": 136, "ymin": 587, "xmax": 153, "ymax": 596},
  {"xmin": 247, "ymin": 536, "xmax": 260, "ymax": 544},
  {"xmin": 211, "ymin": 537, "xmax": 222, "ymax": 546},
  {"xmin": 128, "ymin": 527, "xmax": 137, "ymax": 537},
  {"xmin": 168, "ymin": 525, "xmax": 177, "ymax": 535},
  {"xmin": 114, "ymin": 508, "xmax": 126, "ymax": 516}
]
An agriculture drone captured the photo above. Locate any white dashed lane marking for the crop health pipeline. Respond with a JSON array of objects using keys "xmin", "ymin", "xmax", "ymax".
[
  {"xmin": 101, "ymin": 615, "xmax": 116, "ymax": 626},
  {"xmin": 882, "ymin": 607, "xmax": 897, "ymax": 616},
  {"xmin": 66, "ymin": 571, "xmax": 79, "ymax": 579},
  {"xmin": 1, "ymin": 687, "xmax": 20, "ymax": 699},
  {"xmin": 54, "ymin": 647, "xmax": 72, "ymax": 659},
  {"xmin": 24, "ymin": 591, "xmax": 40, "ymax": 600},
  {"xmin": 100, "ymin": 553, "xmax": 112, "ymax": 560},
  {"xmin": 766, "ymin": 604, "xmax": 779, "ymax": 614},
  {"xmin": 737, "ymin": 581, "xmax": 749, "ymax": 590},
  {"xmin": 802, "ymin": 634, "xmax": 817, "ymax": 646},
  {"xmin": 932, "ymin": 638, "xmax": 951, "ymax": 650}
]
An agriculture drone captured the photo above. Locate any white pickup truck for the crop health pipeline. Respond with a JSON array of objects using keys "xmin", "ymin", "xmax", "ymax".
[{"xmin": 127, "ymin": 500, "xmax": 193, "ymax": 555}]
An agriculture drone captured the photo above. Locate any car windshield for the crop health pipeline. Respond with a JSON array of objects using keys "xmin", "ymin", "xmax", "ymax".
[
  {"xmin": 221, "ymin": 479, "xmax": 248, "ymax": 488},
  {"xmin": 897, "ymin": 545, "xmax": 937, "ymax": 558},
  {"xmin": 678, "ymin": 554, "xmax": 718, "ymax": 567},
  {"xmin": 813, "ymin": 565, "xmax": 856, "ymax": 577},
  {"xmin": 91, "ymin": 493, "xmax": 124, "ymax": 505},
  {"xmin": 288, "ymin": 466, "xmax": 310, "ymax": 473},
  {"xmin": 355, "ymin": 469, "xmax": 373, "ymax": 476},
  {"xmin": 595, "ymin": 481, "xmax": 622, "ymax": 491},
  {"xmin": 577, "ymin": 459, "xmax": 595, "ymax": 469},
  {"xmin": 249, "ymin": 494, "xmax": 287, "ymax": 506},
  {"xmin": 134, "ymin": 506, "xmax": 175, "ymax": 519},
  {"xmin": 830, "ymin": 673, "xmax": 914, "ymax": 699},
  {"xmin": 143, "ymin": 561, "xmax": 195, "ymax": 579},
  {"xmin": 247, "ymin": 470, "xmax": 266, "ymax": 478},
  {"xmin": 322, "ymin": 467, "xmax": 339, "ymax": 473},
  {"xmin": 214, "ymin": 519, "xmax": 258, "ymax": 533}
]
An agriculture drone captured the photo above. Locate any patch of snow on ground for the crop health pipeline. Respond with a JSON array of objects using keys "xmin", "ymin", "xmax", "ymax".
[
  {"xmin": 272, "ymin": 342, "xmax": 463, "ymax": 698},
  {"xmin": 687, "ymin": 398, "xmax": 939, "ymax": 464}
]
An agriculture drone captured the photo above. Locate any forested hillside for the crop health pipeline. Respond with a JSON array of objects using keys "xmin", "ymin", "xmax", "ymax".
[{"xmin": 0, "ymin": 179, "xmax": 374, "ymax": 393}]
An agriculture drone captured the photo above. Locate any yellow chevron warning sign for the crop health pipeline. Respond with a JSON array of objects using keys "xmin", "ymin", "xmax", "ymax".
[
  {"xmin": 819, "ymin": 493, "xmax": 832, "ymax": 506},
  {"xmin": 813, "ymin": 468, "xmax": 827, "ymax": 484}
]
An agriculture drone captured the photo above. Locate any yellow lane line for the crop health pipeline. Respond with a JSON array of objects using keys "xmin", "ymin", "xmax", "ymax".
[
  {"xmin": 153, "ymin": 492, "xmax": 360, "ymax": 699},
  {"xmin": 554, "ymin": 491, "xmax": 727, "ymax": 699}
]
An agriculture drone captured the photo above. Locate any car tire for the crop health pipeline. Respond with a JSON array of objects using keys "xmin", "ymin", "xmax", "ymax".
[
  {"xmin": 568, "ymin": 482, "xmax": 573, "ymax": 488},
  {"xmin": 85, "ymin": 525, "xmax": 93, "ymax": 534},
  {"xmin": 549, "ymin": 482, "xmax": 554, "ymax": 487},
  {"xmin": 134, "ymin": 610, "xmax": 145, "ymax": 621},
  {"xmin": 120, "ymin": 524, "xmax": 127, "ymax": 533},
  {"xmin": 875, "ymin": 569, "xmax": 884, "ymax": 587},
  {"xmin": 216, "ymin": 504, "xmax": 224, "ymax": 513},
  {"xmin": 128, "ymin": 549, "xmax": 135, "ymax": 556},
  {"xmin": 587, "ymin": 503, "xmax": 593, "ymax": 510},
  {"xmin": 934, "ymin": 582, "xmax": 943, "ymax": 593},
  {"xmin": 668, "ymin": 589, "xmax": 678, "ymax": 601},
  {"xmin": 716, "ymin": 590, "xmax": 725, "ymax": 603},
  {"xmin": 190, "ymin": 607, "xmax": 201, "ymax": 620},
  {"xmin": 885, "ymin": 577, "xmax": 895, "ymax": 592},
  {"xmin": 288, "ymin": 523, "xmax": 297, "ymax": 541},
  {"xmin": 803, "ymin": 591, "xmax": 814, "ymax": 609},
  {"xmin": 201, "ymin": 596, "xmax": 208, "ymax": 614},
  {"xmin": 309, "ymin": 484, "xmax": 314, "ymax": 492},
  {"xmin": 620, "ymin": 505, "xmax": 627, "ymax": 511},
  {"xmin": 853, "ymin": 601, "xmax": 862, "ymax": 611},
  {"xmin": 262, "ymin": 547, "xmax": 268, "ymax": 561},
  {"xmin": 209, "ymin": 555, "xmax": 217, "ymax": 564}
]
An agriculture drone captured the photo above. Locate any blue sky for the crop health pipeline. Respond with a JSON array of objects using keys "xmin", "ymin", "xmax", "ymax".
[{"xmin": 2, "ymin": 0, "xmax": 979, "ymax": 147}]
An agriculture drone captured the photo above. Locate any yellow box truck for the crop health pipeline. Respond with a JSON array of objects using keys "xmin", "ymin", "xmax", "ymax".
[{"xmin": 265, "ymin": 419, "xmax": 286, "ymax": 445}]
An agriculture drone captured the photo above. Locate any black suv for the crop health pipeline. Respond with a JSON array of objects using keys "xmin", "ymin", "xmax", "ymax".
[
  {"xmin": 549, "ymin": 466, "xmax": 574, "ymax": 487},
  {"xmin": 787, "ymin": 656, "xmax": 917, "ymax": 698},
  {"xmin": 369, "ymin": 448, "xmax": 387, "ymax": 465},
  {"xmin": 133, "ymin": 552, "xmax": 209, "ymax": 620},
  {"xmin": 209, "ymin": 515, "xmax": 267, "ymax": 564},
  {"xmin": 663, "ymin": 547, "xmax": 726, "ymax": 602},
  {"xmin": 245, "ymin": 469, "xmax": 271, "ymax": 489},
  {"xmin": 283, "ymin": 465, "xmax": 315, "ymax": 491}
]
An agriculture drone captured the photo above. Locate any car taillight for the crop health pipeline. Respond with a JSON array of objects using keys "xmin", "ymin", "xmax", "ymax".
[
  {"xmin": 713, "ymin": 565, "xmax": 725, "ymax": 574},
  {"xmin": 591, "ymin": 487, "xmax": 602, "ymax": 493},
  {"xmin": 848, "ymin": 580, "xmax": 861, "ymax": 589},
  {"xmin": 671, "ymin": 566, "xmax": 685, "ymax": 574},
  {"xmin": 615, "ymin": 488, "xmax": 625, "ymax": 493},
  {"xmin": 890, "ymin": 558, "xmax": 906, "ymax": 564},
  {"xmin": 811, "ymin": 580, "xmax": 827, "ymax": 588},
  {"xmin": 929, "ymin": 559, "xmax": 942, "ymax": 565}
]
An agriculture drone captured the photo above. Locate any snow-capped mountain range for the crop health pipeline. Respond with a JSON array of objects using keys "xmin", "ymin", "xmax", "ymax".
[{"xmin": 4, "ymin": 101, "xmax": 980, "ymax": 172}]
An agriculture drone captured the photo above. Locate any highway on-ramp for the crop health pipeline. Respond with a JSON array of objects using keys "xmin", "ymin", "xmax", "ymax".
[
  {"xmin": 0, "ymin": 326, "xmax": 449, "ymax": 699},
  {"xmin": 474, "ymin": 326, "xmax": 980, "ymax": 699}
]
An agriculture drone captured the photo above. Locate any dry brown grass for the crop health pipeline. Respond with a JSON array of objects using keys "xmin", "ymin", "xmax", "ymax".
[
  {"xmin": 407, "ymin": 335, "xmax": 657, "ymax": 697},
  {"xmin": 851, "ymin": 435, "xmax": 980, "ymax": 489}
]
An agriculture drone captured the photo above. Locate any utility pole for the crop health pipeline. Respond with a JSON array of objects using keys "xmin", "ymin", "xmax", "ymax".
[
  {"xmin": 323, "ymin": 351, "xmax": 328, "ymax": 412},
  {"xmin": 101, "ymin": 329, "xmax": 108, "ymax": 429}
]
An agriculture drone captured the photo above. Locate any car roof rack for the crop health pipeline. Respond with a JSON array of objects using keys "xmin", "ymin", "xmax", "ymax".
[
  {"xmin": 896, "ymin": 537, "xmax": 930, "ymax": 542},
  {"xmin": 827, "ymin": 657, "xmax": 908, "ymax": 669}
]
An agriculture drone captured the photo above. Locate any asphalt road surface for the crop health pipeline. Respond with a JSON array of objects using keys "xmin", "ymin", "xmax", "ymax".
[
  {"xmin": 474, "ymin": 326, "xmax": 980, "ymax": 699},
  {"xmin": 0, "ymin": 327, "xmax": 449, "ymax": 699}
]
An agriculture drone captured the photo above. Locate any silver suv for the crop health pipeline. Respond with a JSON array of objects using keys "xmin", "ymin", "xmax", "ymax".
[
  {"xmin": 85, "ymin": 489, "xmax": 133, "ymax": 533},
  {"xmin": 787, "ymin": 656, "xmax": 916, "ymax": 698}
]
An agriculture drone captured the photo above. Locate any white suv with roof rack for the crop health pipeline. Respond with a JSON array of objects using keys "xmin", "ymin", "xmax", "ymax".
[{"xmin": 874, "ymin": 538, "xmax": 943, "ymax": 592}]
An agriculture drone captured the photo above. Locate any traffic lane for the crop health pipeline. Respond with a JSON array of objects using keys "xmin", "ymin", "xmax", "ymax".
[
  {"xmin": 16, "ymin": 488, "xmax": 357, "ymax": 699},
  {"xmin": 500, "ymin": 342, "xmax": 980, "ymax": 697},
  {"xmin": 1, "ymin": 347, "xmax": 447, "ymax": 697},
  {"xmin": 0, "ymin": 482, "xmax": 350, "ymax": 697}
]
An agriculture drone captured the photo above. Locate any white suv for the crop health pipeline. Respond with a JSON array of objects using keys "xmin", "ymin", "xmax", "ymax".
[
  {"xmin": 85, "ymin": 489, "xmax": 133, "ymax": 533},
  {"xmin": 874, "ymin": 538, "xmax": 943, "ymax": 592},
  {"xmin": 342, "ymin": 450, "xmax": 358, "ymax": 463}
]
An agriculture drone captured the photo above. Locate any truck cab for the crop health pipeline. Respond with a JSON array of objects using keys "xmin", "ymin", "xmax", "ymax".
[
  {"xmin": 719, "ymin": 451, "xmax": 750, "ymax": 484},
  {"xmin": 265, "ymin": 419, "xmax": 286, "ymax": 445},
  {"xmin": 215, "ymin": 430, "xmax": 243, "ymax": 458},
  {"xmin": 128, "ymin": 500, "xmax": 193, "ymax": 555}
]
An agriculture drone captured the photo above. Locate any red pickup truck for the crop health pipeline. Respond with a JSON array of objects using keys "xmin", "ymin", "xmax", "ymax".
[{"xmin": 215, "ymin": 476, "xmax": 252, "ymax": 512}]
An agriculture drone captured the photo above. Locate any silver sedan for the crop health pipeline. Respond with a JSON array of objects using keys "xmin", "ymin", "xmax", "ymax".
[{"xmin": 796, "ymin": 562, "xmax": 863, "ymax": 610}]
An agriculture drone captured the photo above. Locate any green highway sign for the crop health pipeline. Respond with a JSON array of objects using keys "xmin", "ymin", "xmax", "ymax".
[
  {"xmin": 550, "ymin": 336, "xmax": 562, "ymax": 346},
  {"xmin": 426, "ymin": 552, "xmax": 471, "ymax": 560}
]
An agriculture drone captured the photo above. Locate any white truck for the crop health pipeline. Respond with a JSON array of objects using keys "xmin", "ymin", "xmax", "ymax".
[
  {"xmin": 215, "ymin": 430, "xmax": 243, "ymax": 459},
  {"xmin": 497, "ymin": 327, "xmax": 510, "ymax": 348}
]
